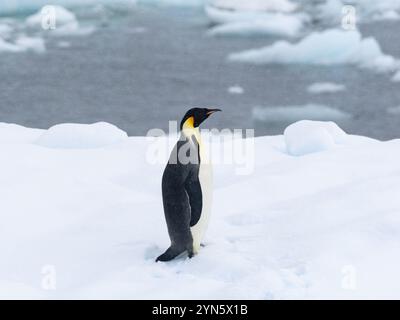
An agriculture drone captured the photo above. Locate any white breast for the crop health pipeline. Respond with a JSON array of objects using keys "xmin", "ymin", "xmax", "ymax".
[{"xmin": 183, "ymin": 128, "xmax": 213, "ymax": 254}]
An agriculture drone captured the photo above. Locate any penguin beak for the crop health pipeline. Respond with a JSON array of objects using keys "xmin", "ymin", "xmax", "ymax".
[{"xmin": 206, "ymin": 108, "xmax": 222, "ymax": 116}]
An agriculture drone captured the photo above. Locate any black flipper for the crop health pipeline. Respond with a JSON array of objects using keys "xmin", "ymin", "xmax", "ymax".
[{"xmin": 185, "ymin": 178, "xmax": 203, "ymax": 227}]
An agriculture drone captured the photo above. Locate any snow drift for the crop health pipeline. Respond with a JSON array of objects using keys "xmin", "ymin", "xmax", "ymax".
[
  {"xmin": 35, "ymin": 122, "xmax": 128, "ymax": 149},
  {"xmin": 228, "ymin": 29, "xmax": 398, "ymax": 73},
  {"xmin": 1, "ymin": 121, "xmax": 399, "ymax": 299},
  {"xmin": 284, "ymin": 120, "xmax": 347, "ymax": 156}
]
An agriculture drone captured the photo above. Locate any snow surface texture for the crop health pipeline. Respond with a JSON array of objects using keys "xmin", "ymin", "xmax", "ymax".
[
  {"xmin": 229, "ymin": 29, "xmax": 398, "ymax": 73},
  {"xmin": 253, "ymin": 104, "xmax": 351, "ymax": 122},
  {"xmin": 3, "ymin": 121, "xmax": 400, "ymax": 299},
  {"xmin": 307, "ymin": 82, "xmax": 346, "ymax": 94}
]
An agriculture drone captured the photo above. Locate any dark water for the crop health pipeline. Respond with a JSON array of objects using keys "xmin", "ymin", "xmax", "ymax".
[{"xmin": 1, "ymin": 5, "xmax": 400, "ymax": 139}]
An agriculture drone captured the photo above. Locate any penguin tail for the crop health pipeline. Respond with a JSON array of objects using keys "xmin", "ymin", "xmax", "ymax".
[{"xmin": 156, "ymin": 246, "xmax": 187, "ymax": 262}]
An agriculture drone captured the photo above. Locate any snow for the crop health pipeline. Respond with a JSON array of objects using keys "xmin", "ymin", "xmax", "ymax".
[
  {"xmin": 35, "ymin": 122, "xmax": 128, "ymax": 149},
  {"xmin": 228, "ymin": 85, "xmax": 244, "ymax": 94},
  {"xmin": 307, "ymin": 82, "xmax": 346, "ymax": 94},
  {"xmin": 0, "ymin": 123, "xmax": 43, "ymax": 144},
  {"xmin": 2, "ymin": 120, "xmax": 400, "ymax": 299},
  {"xmin": 207, "ymin": 13, "xmax": 304, "ymax": 38},
  {"xmin": 228, "ymin": 29, "xmax": 398, "ymax": 73},
  {"xmin": 253, "ymin": 104, "xmax": 351, "ymax": 122},
  {"xmin": 284, "ymin": 120, "xmax": 347, "ymax": 156}
]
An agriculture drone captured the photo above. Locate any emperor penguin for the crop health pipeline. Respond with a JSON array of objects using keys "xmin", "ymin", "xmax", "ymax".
[{"xmin": 156, "ymin": 107, "xmax": 221, "ymax": 262}]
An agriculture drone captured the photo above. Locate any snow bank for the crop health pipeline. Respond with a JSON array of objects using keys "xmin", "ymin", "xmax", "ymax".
[
  {"xmin": 35, "ymin": 122, "xmax": 128, "ymax": 149},
  {"xmin": 253, "ymin": 104, "xmax": 351, "ymax": 122},
  {"xmin": 2, "ymin": 121, "xmax": 400, "ymax": 299},
  {"xmin": 307, "ymin": 82, "xmax": 346, "ymax": 94},
  {"xmin": 228, "ymin": 29, "xmax": 398, "ymax": 73},
  {"xmin": 0, "ymin": 123, "xmax": 44, "ymax": 144},
  {"xmin": 207, "ymin": 13, "xmax": 304, "ymax": 38},
  {"xmin": 284, "ymin": 120, "xmax": 347, "ymax": 156}
]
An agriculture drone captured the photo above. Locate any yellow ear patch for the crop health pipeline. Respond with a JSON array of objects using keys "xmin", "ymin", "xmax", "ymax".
[{"xmin": 183, "ymin": 116, "xmax": 195, "ymax": 129}]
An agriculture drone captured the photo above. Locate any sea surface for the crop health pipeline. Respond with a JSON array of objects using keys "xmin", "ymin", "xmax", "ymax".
[{"xmin": 1, "ymin": 4, "xmax": 400, "ymax": 139}]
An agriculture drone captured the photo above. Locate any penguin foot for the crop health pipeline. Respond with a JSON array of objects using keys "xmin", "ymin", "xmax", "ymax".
[
  {"xmin": 155, "ymin": 246, "xmax": 185, "ymax": 262},
  {"xmin": 187, "ymin": 247, "xmax": 194, "ymax": 259}
]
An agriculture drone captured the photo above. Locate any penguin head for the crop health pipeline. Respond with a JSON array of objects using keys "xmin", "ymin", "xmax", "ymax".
[{"xmin": 180, "ymin": 108, "xmax": 221, "ymax": 130}]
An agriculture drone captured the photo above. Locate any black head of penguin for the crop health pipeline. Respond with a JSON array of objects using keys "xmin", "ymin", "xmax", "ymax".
[{"xmin": 180, "ymin": 108, "xmax": 221, "ymax": 130}]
